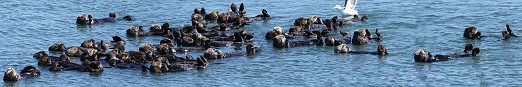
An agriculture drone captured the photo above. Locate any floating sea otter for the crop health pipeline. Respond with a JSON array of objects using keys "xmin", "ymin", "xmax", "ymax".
[
  {"xmin": 334, "ymin": 44, "xmax": 388, "ymax": 56},
  {"xmin": 414, "ymin": 44, "xmax": 480, "ymax": 62},
  {"xmin": 203, "ymin": 44, "xmax": 261, "ymax": 59},
  {"xmin": 352, "ymin": 28, "xmax": 382, "ymax": 45},
  {"xmin": 76, "ymin": 12, "xmax": 132, "ymax": 25},
  {"xmin": 272, "ymin": 34, "xmax": 324, "ymax": 48},
  {"xmin": 3, "ymin": 66, "xmax": 41, "ymax": 81}
]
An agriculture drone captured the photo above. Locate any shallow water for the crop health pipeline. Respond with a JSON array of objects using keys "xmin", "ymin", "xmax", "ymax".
[{"xmin": 1, "ymin": 0, "xmax": 522, "ymax": 86}]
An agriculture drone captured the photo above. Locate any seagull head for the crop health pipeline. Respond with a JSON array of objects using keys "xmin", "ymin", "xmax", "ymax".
[{"xmin": 333, "ymin": 5, "xmax": 343, "ymax": 10}]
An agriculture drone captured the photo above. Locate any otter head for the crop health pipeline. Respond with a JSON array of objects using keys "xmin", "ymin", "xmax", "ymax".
[
  {"xmin": 33, "ymin": 51, "xmax": 48, "ymax": 59},
  {"xmin": 192, "ymin": 14, "xmax": 204, "ymax": 22},
  {"xmin": 3, "ymin": 67, "xmax": 21, "ymax": 81},
  {"xmin": 502, "ymin": 30, "xmax": 510, "ymax": 40},
  {"xmin": 332, "ymin": 16, "xmax": 339, "ymax": 28},
  {"xmin": 325, "ymin": 19, "xmax": 333, "ymax": 29},
  {"xmin": 126, "ymin": 26, "xmax": 141, "ymax": 37},
  {"xmin": 205, "ymin": 11, "xmax": 219, "ymax": 20},
  {"xmin": 246, "ymin": 44, "xmax": 260, "ymax": 55},
  {"xmin": 464, "ymin": 26, "xmax": 479, "ymax": 38},
  {"xmin": 109, "ymin": 12, "xmax": 116, "ymax": 18},
  {"xmin": 162, "ymin": 22, "xmax": 170, "ymax": 31},
  {"xmin": 157, "ymin": 43, "xmax": 172, "ymax": 55},
  {"xmin": 356, "ymin": 28, "xmax": 366, "ymax": 37},
  {"xmin": 38, "ymin": 56, "xmax": 53, "ymax": 66},
  {"xmin": 472, "ymin": 48, "xmax": 480, "ymax": 56},
  {"xmin": 84, "ymin": 39, "xmax": 96, "ymax": 48},
  {"xmin": 150, "ymin": 24, "xmax": 162, "ymax": 32},
  {"xmin": 81, "ymin": 39, "xmax": 96, "ymax": 48},
  {"xmin": 414, "ymin": 49, "xmax": 427, "ymax": 62},
  {"xmin": 261, "ymin": 9, "xmax": 270, "ymax": 17},
  {"xmin": 88, "ymin": 61, "xmax": 103, "ymax": 72},
  {"xmin": 335, "ymin": 44, "xmax": 351, "ymax": 53},
  {"xmin": 309, "ymin": 16, "xmax": 319, "ymax": 24},
  {"xmin": 273, "ymin": 35, "xmax": 288, "ymax": 48},
  {"xmin": 149, "ymin": 59, "xmax": 164, "ymax": 73},
  {"xmin": 160, "ymin": 38, "xmax": 174, "ymax": 46},
  {"xmin": 76, "ymin": 14, "xmax": 92, "ymax": 25},
  {"xmin": 118, "ymin": 53, "xmax": 130, "ymax": 62},
  {"xmin": 377, "ymin": 45, "xmax": 388, "ymax": 56},
  {"xmin": 294, "ymin": 18, "xmax": 308, "ymax": 27},
  {"xmin": 139, "ymin": 44, "xmax": 155, "ymax": 53},
  {"xmin": 49, "ymin": 43, "xmax": 66, "ymax": 51},
  {"xmin": 66, "ymin": 47, "xmax": 83, "ymax": 57},
  {"xmin": 21, "ymin": 66, "xmax": 40, "ymax": 77},
  {"xmin": 80, "ymin": 48, "xmax": 99, "ymax": 61},
  {"xmin": 204, "ymin": 48, "xmax": 225, "ymax": 59},
  {"xmin": 218, "ymin": 13, "xmax": 230, "ymax": 23},
  {"xmin": 325, "ymin": 36, "xmax": 336, "ymax": 46},
  {"xmin": 273, "ymin": 26, "xmax": 284, "ymax": 35},
  {"xmin": 464, "ymin": 44, "xmax": 474, "ymax": 53},
  {"xmin": 353, "ymin": 15, "xmax": 359, "ymax": 20}
]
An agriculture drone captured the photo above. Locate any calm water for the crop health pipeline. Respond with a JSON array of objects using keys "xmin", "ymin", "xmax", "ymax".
[{"xmin": 1, "ymin": 0, "xmax": 522, "ymax": 86}]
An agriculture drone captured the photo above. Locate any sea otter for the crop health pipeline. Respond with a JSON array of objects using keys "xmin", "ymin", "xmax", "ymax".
[
  {"xmin": 126, "ymin": 26, "xmax": 147, "ymax": 37},
  {"xmin": 272, "ymin": 34, "xmax": 324, "ymax": 48},
  {"xmin": 265, "ymin": 26, "xmax": 285, "ymax": 39},
  {"xmin": 414, "ymin": 44, "xmax": 480, "ymax": 62},
  {"xmin": 352, "ymin": 28, "xmax": 382, "ymax": 45},
  {"xmin": 335, "ymin": 44, "xmax": 388, "ymax": 56},
  {"xmin": 76, "ymin": 12, "xmax": 132, "ymax": 25},
  {"xmin": 48, "ymin": 43, "xmax": 66, "ymax": 51},
  {"xmin": 463, "ymin": 26, "xmax": 481, "ymax": 39}
]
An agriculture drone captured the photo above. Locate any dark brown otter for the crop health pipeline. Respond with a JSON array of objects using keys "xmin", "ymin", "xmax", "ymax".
[
  {"xmin": 255, "ymin": 9, "xmax": 270, "ymax": 18},
  {"xmin": 81, "ymin": 39, "xmax": 96, "ymax": 48},
  {"xmin": 463, "ymin": 26, "xmax": 480, "ymax": 39},
  {"xmin": 3, "ymin": 67, "xmax": 21, "ymax": 81},
  {"xmin": 126, "ymin": 26, "xmax": 147, "ymax": 37},
  {"xmin": 49, "ymin": 43, "xmax": 66, "ymax": 51},
  {"xmin": 414, "ymin": 44, "xmax": 480, "ymax": 62},
  {"xmin": 20, "ymin": 66, "xmax": 40, "ymax": 77}
]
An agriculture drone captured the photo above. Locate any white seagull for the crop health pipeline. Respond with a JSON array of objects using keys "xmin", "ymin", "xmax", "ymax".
[{"xmin": 333, "ymin": 0, "xmax": 359, "ymax": 16}]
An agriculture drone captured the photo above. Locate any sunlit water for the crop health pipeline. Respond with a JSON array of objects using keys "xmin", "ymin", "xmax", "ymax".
[{"xmin": 1, "ymin": 0, "xmax": 522, "ymax": 86}]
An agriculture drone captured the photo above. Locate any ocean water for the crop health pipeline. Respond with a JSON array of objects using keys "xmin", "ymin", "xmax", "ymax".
[{"xmin": 1, "ymin": 0, "xmax": 522, "ymax": 86}]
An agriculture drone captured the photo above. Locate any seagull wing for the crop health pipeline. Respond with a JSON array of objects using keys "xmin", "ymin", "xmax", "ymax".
[{"xmin": 344, "ymin": 0, "xmax": 357, "ymax": 9}]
